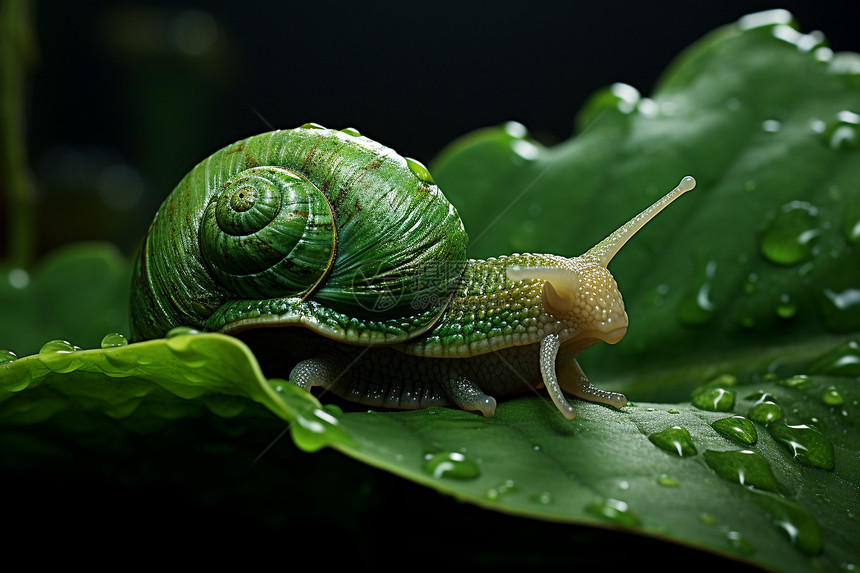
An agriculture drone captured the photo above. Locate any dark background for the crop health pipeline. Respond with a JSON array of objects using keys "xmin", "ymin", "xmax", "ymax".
[
  {"xmin": 16, "ymin": 0, "xmax": 860, "ymax": 259},
  {"xmin": 4, "ymin": 1, "xmax": 859, "ymax": 567}
]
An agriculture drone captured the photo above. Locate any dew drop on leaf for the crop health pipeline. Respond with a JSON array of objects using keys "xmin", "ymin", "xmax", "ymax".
[
  {"xmin": 678, "ymin": 259, "xmax": 719, "ymax": 325},
  {"xmin": 712, "ymin": 415, "xmax": 758, "ymax": 445},
  {"xmin": 0, "ymin": 349, "xmax": 18, "ymax": 365},
  {"xmin": 817, "ymin": 110, "xmax": 860, "ymax": 151},
  {"xmin": 648, "ymin": 425, "xmax": 697, "ymax": 456},
  {"xmin": 773, "ymin": 292, "xmax": 798, "ymax": 319},
  {"xmin": 486, "ymin": 480, "xmax": 516, "ymax": 500},
  {"xmin": 165, "ymin": 333, "xmax": 209, "ymax": 368},
  {"xmin": 423, "ymin": 451, "xmax": 480, "ymax": 480},
  {"xmin": 779, "ymin": 374, "xmax": 815, "ymax": 389},
  {"xmin": 816, "ymin": 287, "xmax": 860, "ymax": 333},
  {"xmin": 692, "ymin": 387, "xmax": 736, "ymax": 412},
  {"xmin": 404, "ymin": 157, "xmax": 435, "ymax": 184},
  {"xmin": 758, "ymin": 201, "xmax": 820, "ymax": 266},
  {"xmin": 529, "ymin": 491, "xmax": 554, "ymax": 505},
  {"xmin": 761, "ymin": 119, "xmax": 781, "ymax": 132},
  {"xmin": 806, "ymin": 340, "xmax": 860, "ymax": 376},
  {"xmin": 100, "ymin": 332, "xmax": 128, "ymax": 348},
  {"xmin": 821, "ymin": 386, "xmax": 844, "ymax": 406},
  {"xmin": 166, "ymin": 326, "xmax": 201, "ymax": 338},
  {"xmin": 38, "ymin": 339, "xmax": 82, "ymax": 373},
  {"xmin": 703, "ymin": 449, "xmax": 785, "ymax": 494},
  {"xmin": 290, "ymin": 405, "xmax": 353, "ymax": 453},
  {"xmin": 585, "ymin": 498, "xmax": 641, "ymax": 527},
  {"xmin": 843, "ymin": 200, "xmax": 860, "ymax": 244},
  {"xmin": 726, "ymin": 530, "xmax": 755, "ymax": 555},
  {"xmin": 751, "ymin": 493, "xmax": 823, "ymax": 555},
  {"xmin": 748, "ymin": 401, "xmax": 784, "ymax": 425},
  {"xmin": 768, "ymin": 422, "xmax": 835, "ymax": 470}
]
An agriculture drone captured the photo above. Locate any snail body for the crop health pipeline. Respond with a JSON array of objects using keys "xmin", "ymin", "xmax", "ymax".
[{"xmin": 130, "ymin": 125, "xmax": 695, "ymax": 419}]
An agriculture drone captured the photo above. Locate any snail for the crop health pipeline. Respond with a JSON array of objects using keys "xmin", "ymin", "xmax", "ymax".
[{"xmin": 130, "ymin": 124, "xmax": 695, "ymax": 420}]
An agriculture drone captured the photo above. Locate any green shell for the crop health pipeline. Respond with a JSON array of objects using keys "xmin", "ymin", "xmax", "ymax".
[{"xmin": 130, "ymin": 126, "xmax": 468, "ymax": 343}]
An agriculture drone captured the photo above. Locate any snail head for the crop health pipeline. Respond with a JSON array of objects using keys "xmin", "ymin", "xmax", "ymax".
[{"xmin": 506, "ymin": 176, "xmax": 696, "ymax": 347}]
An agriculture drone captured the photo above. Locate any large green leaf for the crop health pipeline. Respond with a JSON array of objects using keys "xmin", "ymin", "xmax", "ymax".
[
  {"xmin": 1, "ymin": 326, "xmax": 857, "ymax": 571},
  {"xmin": 1, "ymin": 9, "xmax": 859, "ymax": 572}
]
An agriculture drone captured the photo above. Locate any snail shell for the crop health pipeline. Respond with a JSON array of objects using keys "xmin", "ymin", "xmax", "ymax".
[{"xmin": 130, "ymin": 126, "xmax": 467, "ymax": 342}]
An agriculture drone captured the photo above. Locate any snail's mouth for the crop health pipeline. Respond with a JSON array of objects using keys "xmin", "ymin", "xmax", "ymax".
[{"xmin": 600, "ymin": 326, "xmax": 628, "ymax": 345}]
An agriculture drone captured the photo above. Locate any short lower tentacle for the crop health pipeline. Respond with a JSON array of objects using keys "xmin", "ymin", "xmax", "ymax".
[{"xmin": 557, "ymin": 352, "xmax": 627, "ymax": 409}]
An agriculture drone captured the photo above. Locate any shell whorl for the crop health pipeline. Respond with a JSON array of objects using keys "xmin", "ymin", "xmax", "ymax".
[{"xmin": 199, "ymin": 166, "xmax": 335, "ymax": 299}]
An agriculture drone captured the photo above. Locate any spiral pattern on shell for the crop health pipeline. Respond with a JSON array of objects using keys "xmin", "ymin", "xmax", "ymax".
[{"xmin": 199, "ymin": 166, "xmax": 336, "ymax": 299}]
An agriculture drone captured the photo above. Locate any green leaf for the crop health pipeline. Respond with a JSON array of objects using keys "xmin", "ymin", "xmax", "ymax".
[
  {"xmin": 2, "ymin": 327, "xmax": 858, "ymax": 571},
  {"xmin": 2, "ymin": 9, "xmax": 860, "ymax": 573}
]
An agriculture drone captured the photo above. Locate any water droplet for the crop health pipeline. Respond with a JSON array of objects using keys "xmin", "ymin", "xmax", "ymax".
[
  {"xmin": 692, "ymin": 387, "xmax": 736, "ymax": 412},
  {"xmin": 738, "ymin": 9, "xmax": 793, "ymax": 30},
  {"xmin": 679, "ymin": 259, "xmax": 719, "ymax": 325},
  {"xmin": 165, "ymin": 332, "xmax": 209, "ymax": 368},
  {"xmin": 38, "ymin": 339, "xmax": 83, "ymax": 373},
  {"xmin": 726, "ymin": 530, "xmax": 755, "ymax": 555},
  {"xmin": 530, "ymin": 491, "xmax": 554, "ymax": 505},
  {"xmin": 818, "ymin": 110, "xmax": 860, "ymax": 151},
  {"xmin": 772, "ymin": 25, "xmax": 827, "ymax": 53},
  {"xmin": 511, "ymin": 139, "xmax": 540, "ymax": 161},
  {"xmin": 712, "ymin": 416, "xmax": 758, "ymax": 445},
  {"xmin": 747, "ymin": 390, "xmax": 778, "ymax": 404},
  {"xmin": 827, "ymin": 51, "xmax": 860, "ymax": 78},
  {"xmin": 585, "ymin": 498, "xmax": 641, "ymax": 527},
  {"xmin": 6, "ymin": 268, "xmax": 29, "ymax": 289},
  {"xmin": 703, "ymin": 449, "xmax": 785, "ymax": 494},
  {"xmin": 773, "ymin": 292, "xmax": 798, "ymax": 318},
  {"xmin": 806, "ymin": 340, "xmax": 860, "ymax": 376},
  {"xmin": 657, "ymin": 474, "xmax": 679, "ymax": 487},
  {"xmin": 648, "ymin": 425, "xmax": 697, "ymax": 456},
  {"xmin": 166, "ymin": 326, "xmax": 200, "ymax": 338},
  {"xmin": 503, "ymin": 121, "xmax": 528, "ymax": 138},
  {"xmin": 752, "ymin": 492, "xmax": 823, "ymax": 555},
  {"xmin": 486, "ymin": 480, "xmax": 516, "ymax": 500},
  {"xmin": 821, "ymin": 386, "xmax": 844, "ymax": 406},
  {"xmin": 758, "ymin": 201, "xmax": 820, "ymax": 266},
  {"xmin": 768, "ymin": 422, "xmax": 834, "ymax": 470},
  {"xmin": 576, "ymin": 83, "xmax": 641, "ymax": 128},
  {"xmin": 748, "ymin": 401, "xmax": 783, "ymax": 425},
  {"xmin": 340, "ymin": 126, "xmax": 361, "ymax": 137},
  {"xmin": 423, "ymin": 451, "xmax": 480, "ymax": 480},
  {"xmin": 404, "ymin": 157, "xmax": 435, "ymax": 185},
  {"xmin": 609, "ymin": 83, "xmax": 640, "ymax": 113},
  {"xmin": 100, "ymin": 332, "xmax": 128, "ymax": 348},
  {"xmin": 0, "ymin": 349, "xmax": 19, "ymax": 365},
  {"xmin": 779, "ymin": 374, "xmax": 815, "ymax": 389},
  {"xmin": 843, "ymin": 201, "xmax": 860, "ymax": 245},
  {"xmin": 762, "ymin": 119, "xmax": 781, "ymax": 132},
  {"xmin": 290, "ymin": 405, "xmax": 352, "ymax": 453},
  {"xmin": 299, "ymin": 122, "xmax": 327, "ymax": 130},
  {"xmin": 817, "ymin": 287, "xmax": 860, "ymax": 333}
]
